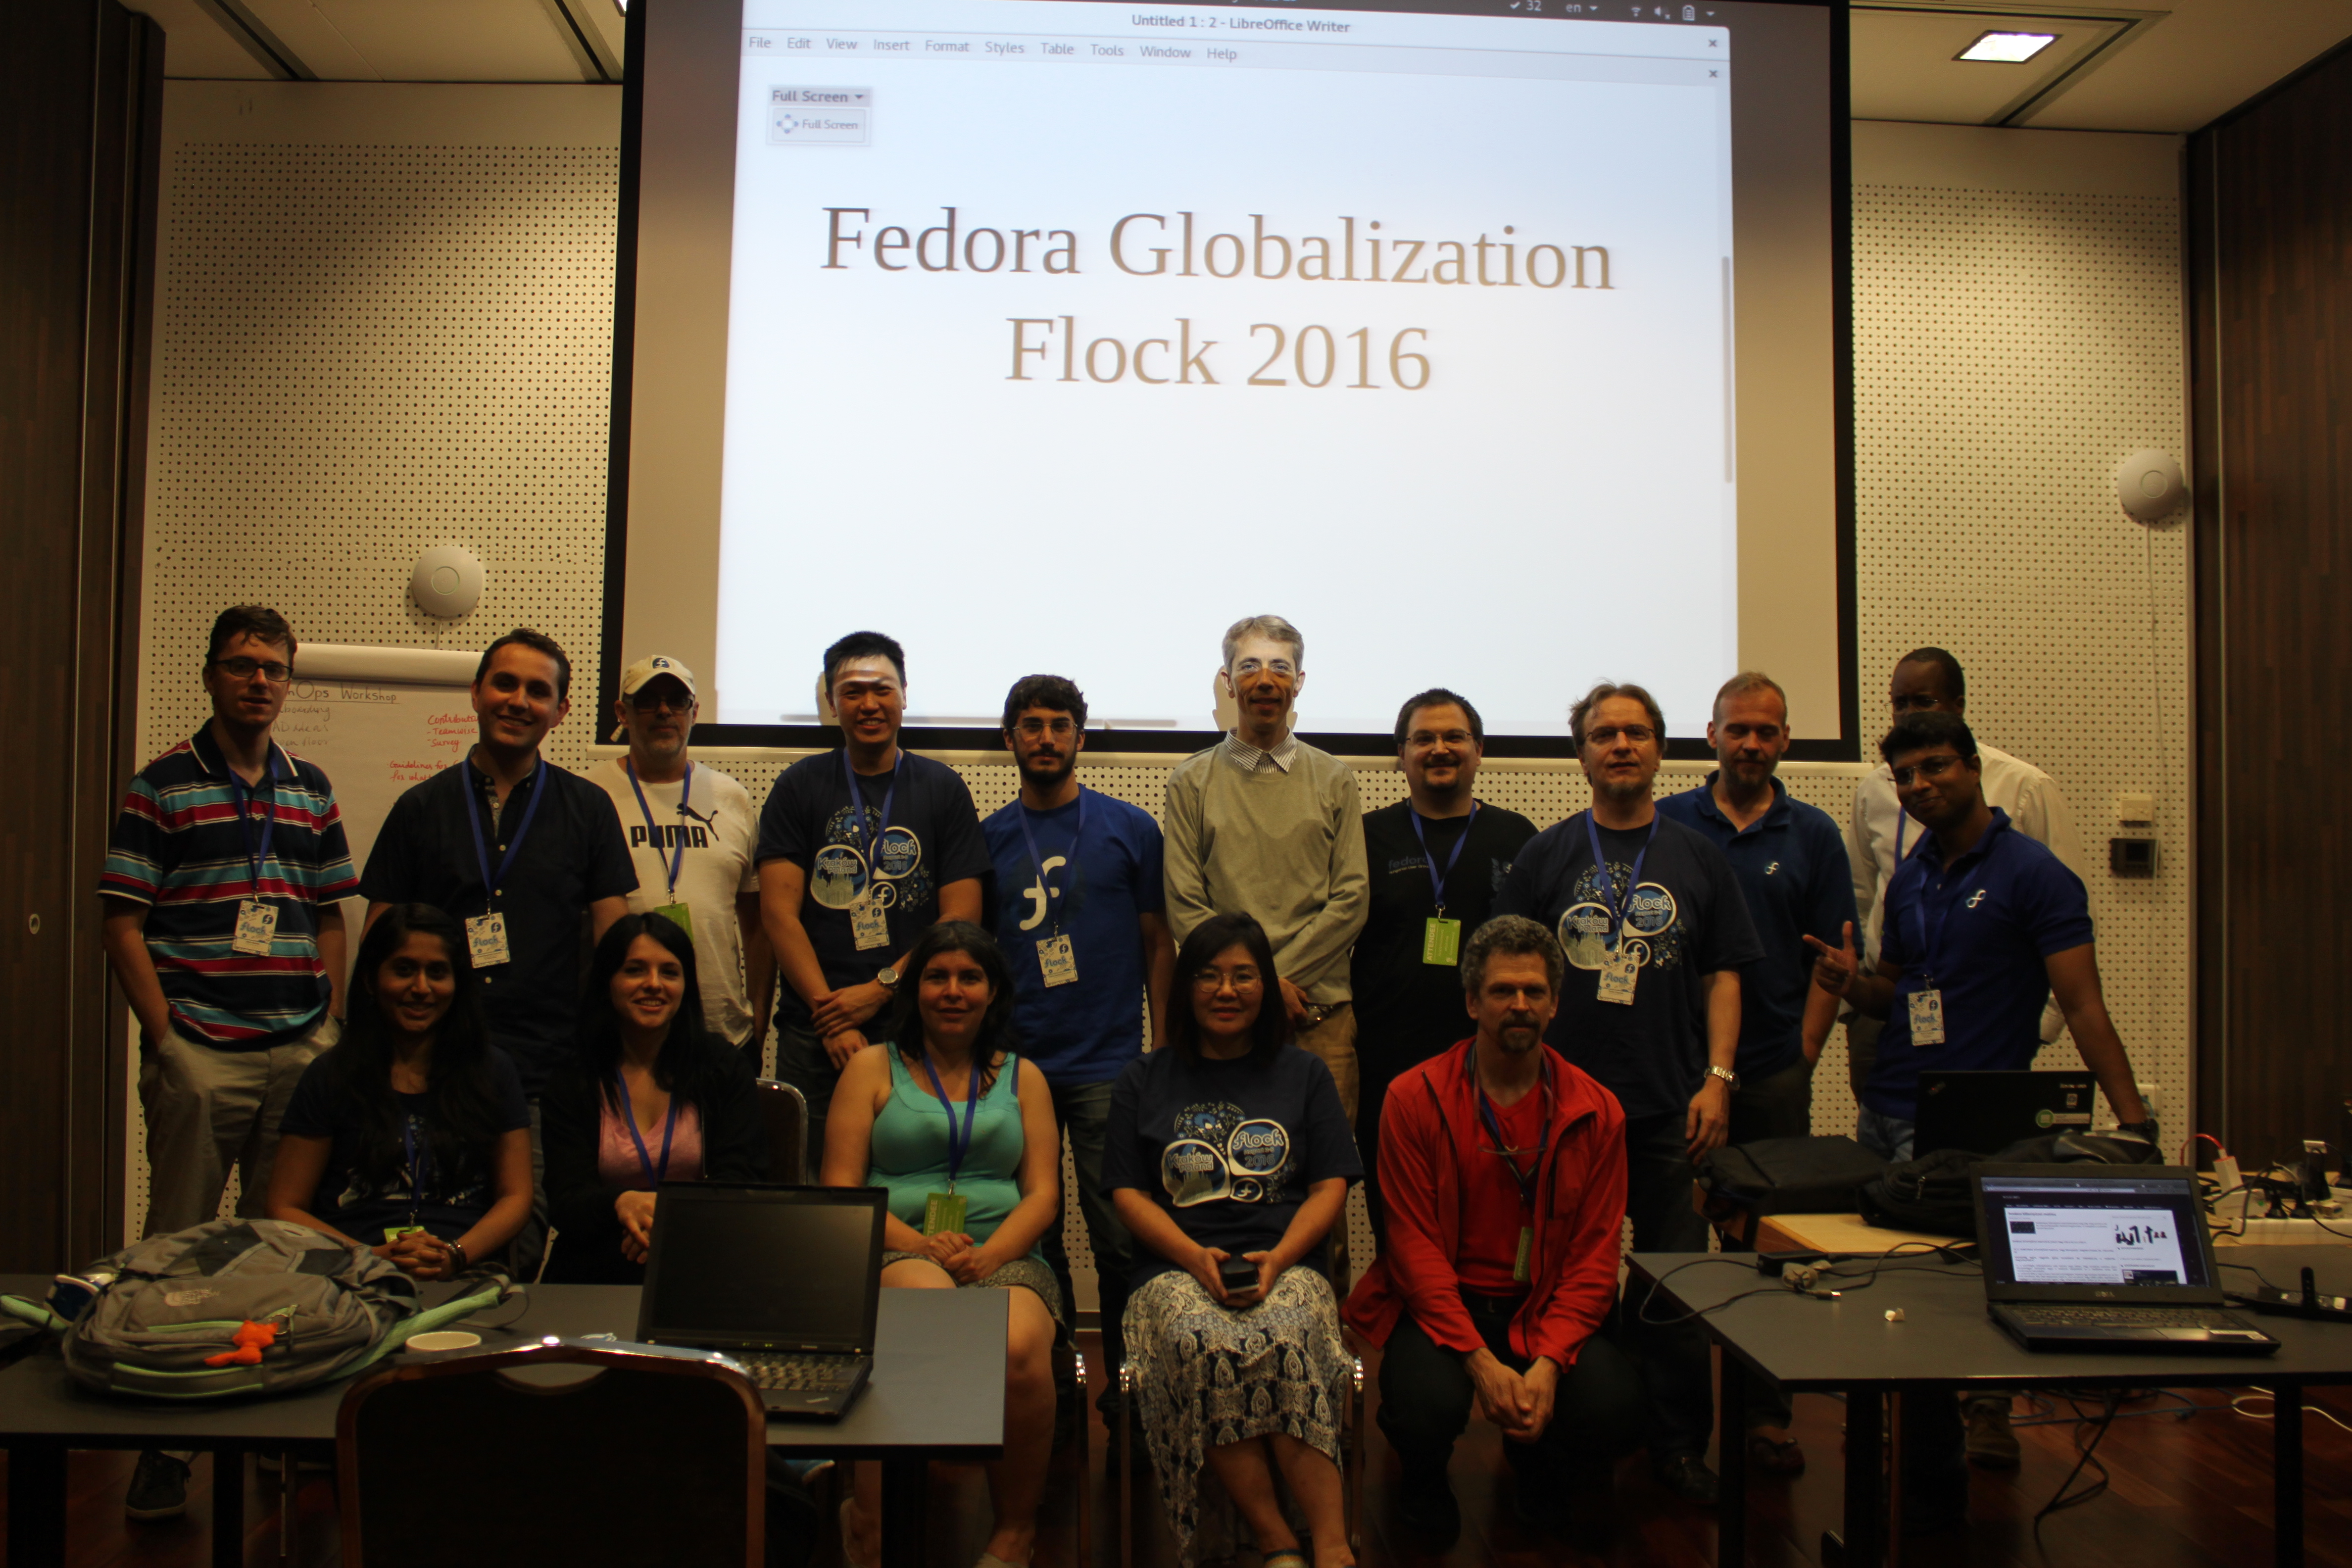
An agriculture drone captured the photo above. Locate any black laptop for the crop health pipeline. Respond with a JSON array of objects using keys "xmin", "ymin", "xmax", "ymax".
[
  {"xmin": 1916, "ymin": 1071, "xmax": 2095, "ymax": 1156},
  {"xmin": 1971, "ymin": 1164, "xmax": 2278, "ymax": 1354},
  {"xmin": 637, "ymin": 1183, "xmax": 887, "ymax": 1418}
]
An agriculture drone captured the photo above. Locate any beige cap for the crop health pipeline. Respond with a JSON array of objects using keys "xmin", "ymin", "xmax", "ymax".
[{"xmin": 619, "ymin": 654, "xmax": 697, "ymax": 700}]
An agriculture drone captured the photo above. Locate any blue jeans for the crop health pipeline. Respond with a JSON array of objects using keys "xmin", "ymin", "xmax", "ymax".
[
  {"xmin": 775, "ymin": 1022, "xmax": 839, "ymax": 1175},
  {"xmin": 1037, "ymin": 1077, "xmax": 1135, "ymax": 1395},
  {"xmin": 1857, "ymin": 1105, "xmax": 1916, "ymax": 1164}
]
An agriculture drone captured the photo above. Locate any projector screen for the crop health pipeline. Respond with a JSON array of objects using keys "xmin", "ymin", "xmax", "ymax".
[{"xmin": 609, "ymin": 0, "xmax": 1851, "ymax": 755}]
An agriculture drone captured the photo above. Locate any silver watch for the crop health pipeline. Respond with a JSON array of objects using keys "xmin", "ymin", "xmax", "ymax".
[
  {"xmin": 1705, "ymin": 1065, "xmax": 1740, "ymax": 1091},
  {"xmin": 875, "ymin": 965, "xmax": 901, "ymax": 993}
]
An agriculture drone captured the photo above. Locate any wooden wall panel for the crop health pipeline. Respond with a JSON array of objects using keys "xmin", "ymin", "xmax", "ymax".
[{"xmin": 2191, "ymin": 42, "xmax": 2352, "ymax": 1167}]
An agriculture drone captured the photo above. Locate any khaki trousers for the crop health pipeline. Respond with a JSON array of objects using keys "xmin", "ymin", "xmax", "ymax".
[
  {"xmin": 138, "ymin": 1012, "xmax": 341, "ymax": 1238},
  {"xmin": 1294, "ymin": 1002, "xmax": 1359, "ymax": 1287}
]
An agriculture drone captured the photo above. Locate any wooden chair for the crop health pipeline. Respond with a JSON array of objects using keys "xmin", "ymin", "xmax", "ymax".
[
  {"xmin": 755, "ymin": 1077, "xmax": 811, "ymax": 1183},
  {"xmin": 336, "ymin": 1340, "xmax": 765, "ymax": 1567}
]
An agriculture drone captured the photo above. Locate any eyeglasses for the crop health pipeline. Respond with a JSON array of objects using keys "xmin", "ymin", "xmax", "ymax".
[
  {"xmin": 1890, "ymin": 753, "xmax": 1965, "ymax": 787},
  {"xmin": 213, "ymin": 657, "xmax": 292, "ymax": 684},
  {"xmin": 1014, "ymin": 717, "xmax": 1077, "ymax": 738},
  {"xmin": 1407, "ymin": 730, "xmax": 1475, "ymax": 748},
  {"xmin": 628, "ymin": 692, "xmax": 693, "ymax": 714},
  {"xmin": 1583, "ymin": 725, "xmax": 1657, "ymax": 746},
  {"xmin": 1230, "ymin": 658, "xmax": 1297, "ymax": 679},
  {"xmin": 1191, "ymin": 967, "xmax": 1264, "ymax": 992}
]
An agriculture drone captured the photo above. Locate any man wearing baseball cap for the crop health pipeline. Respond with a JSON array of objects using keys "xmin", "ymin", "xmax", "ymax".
[{"xmin": 588, "ymin": 655, "xmax": 774, "ymax": 1059}]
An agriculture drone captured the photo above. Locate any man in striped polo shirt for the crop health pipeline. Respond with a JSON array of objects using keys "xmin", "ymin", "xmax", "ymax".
[{"xmin": 100, "ymin": 604, "xmax": 356, "ymax": 1520}]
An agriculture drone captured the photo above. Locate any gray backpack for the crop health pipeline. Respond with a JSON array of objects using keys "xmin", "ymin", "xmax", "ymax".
[{"xmin": 0, "ymin": 1219, "xmax": 511, "ymax": 1399}]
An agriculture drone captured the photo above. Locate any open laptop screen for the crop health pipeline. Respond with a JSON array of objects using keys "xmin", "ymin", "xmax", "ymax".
[
  {"xmin": 639, "ymin": 1185, "xmax": 884, "ymax": 1353},
  {"xmin": 1974, "ymin": 1169, "xmax": 2212, "ymax": 1294}
]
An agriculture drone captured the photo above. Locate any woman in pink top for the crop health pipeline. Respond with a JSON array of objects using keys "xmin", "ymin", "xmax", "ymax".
[{"xmin": 541, "ymin": 913, "xmax": 768, "ymax": 1282}]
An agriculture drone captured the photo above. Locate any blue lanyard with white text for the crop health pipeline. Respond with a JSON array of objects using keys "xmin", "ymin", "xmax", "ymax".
[
  {"xmin": 841, "ymin": 749, "xmax": 900, "ymax": 875},
  {"xmin": 1580, "ymin": 810, "xmax": 1658, "ymax": 952},
  {"xmin": 226, "ymin": 750, "xmax": 283, "ymax": 893},
  {"xmin": 615, "ymin": 1068, "xmax": 679, "ymax": 1187},
  {"xmin": 1409, "ymin": 802, "xmax": 1479, "ymax": 916},
  {"xmin": 919, "ymin": 1051, "xmax": 982, "ymax": 1190},
  {"xmin": 625, "ymin": 759, "xmax": 693, "ymax": 899},
  {"xmin": 1016, "ymin": 791, "xmax": 1085, "ymax": 936},
  {"xmin": 460, "ymin": 759, "xmax": 548, "ymax": 900}
]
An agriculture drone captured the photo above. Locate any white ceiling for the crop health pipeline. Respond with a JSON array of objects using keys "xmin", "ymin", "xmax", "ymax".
[{"xmin": 120, "ymin": 0, "xmax": 2352, "ymax": 132}]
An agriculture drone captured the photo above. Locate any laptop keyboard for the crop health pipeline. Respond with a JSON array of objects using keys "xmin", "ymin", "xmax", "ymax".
[
  {"xmin": 2007, "ymin": 1306, "xmax": 2250, "ymax": 1330},
  {"xmin": 737, "ymin": 1352, "xmax": 865, "ymax": 1392}
]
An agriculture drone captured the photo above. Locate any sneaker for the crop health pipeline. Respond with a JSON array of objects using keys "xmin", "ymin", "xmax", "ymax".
[
  {"xmin": 125, "ymin": 1450, "xmax": 191, "ymax": 1521},
  {"xmin": 1652, "ymin": 1451, "xmax": 1720, "ymax": 1505},
  {"xmin": 1963, "ymin": 1397, "xmax": 2021, "ymax": 1470},
  {"xmin": 1395, "ymin": 1463, "xmax": 1461, "ymax": 1546}
]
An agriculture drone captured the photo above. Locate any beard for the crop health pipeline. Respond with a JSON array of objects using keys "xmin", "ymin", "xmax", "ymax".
[
  {"xmin": 1493, "ymin": 1020, "xmax": 1545, "ymax": 1054},
  {"xmin": 1592, "ymin": 773, "xmax": 1652, "ymax": 803},
  {"xmin": 1020, "ymin": 750, "xmax": 1075, "ymax": 789}
]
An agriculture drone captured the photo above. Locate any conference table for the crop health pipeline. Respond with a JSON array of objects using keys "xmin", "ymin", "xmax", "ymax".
[
  {"xmin": 0, "ymin": 1278, "xmax": 1006, "ymax": 1568},
  {"xmin": 1631, "ymin": 1243, "xmax": 2352, "ymax": 1568}
]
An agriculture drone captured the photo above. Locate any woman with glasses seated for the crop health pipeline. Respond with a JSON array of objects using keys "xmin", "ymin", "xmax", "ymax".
[
  {"xmin": 823, "ymin": 921, "xmax": 1063, "ymax": 1568},
  {"xmin": 1105, "ymin": 912, "xmax": 1363, "ymax": 1568},
  {"xmin": 541, "ymin": 912, "xmax": 768, "ymax": 1284},
  {"xmin": 267, "ymin": 903, "xmax": 531, "ymax": 1279}
]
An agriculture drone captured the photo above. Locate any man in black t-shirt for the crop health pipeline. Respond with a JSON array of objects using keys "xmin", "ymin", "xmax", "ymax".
[
  {"xmin": 1493, "ymin": 681, "xmax": 1760, "ymax": 1505},
  {"xmin": 756, "ymin": 631, "xmax": 988, "ymax": 1162},
  {"xmin": 1352, "ymin": 688, "xmax": 1536, "ymax": 1236}
]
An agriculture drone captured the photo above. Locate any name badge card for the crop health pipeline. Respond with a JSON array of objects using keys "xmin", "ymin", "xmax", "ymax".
[
  {"xmin": 1038, "ymin": 934, "xmax": 1078, "ymax": 987},
  {"xmin": 232, "ymin": 898, "xmax": 279, "ymax": 956},
  {"xmin": 465, "ymin": 911, "xmax": 511, "ymax": 968},
  {"xmin": 850, "ymin": 895, "xmax": 890, "ymax": 951},
  {"xmin": 1421, "ymin": 917, "xmax": 1462, "ymax": 967},
  {"xmin": 1598, "ymin": 947, "xmax": 1639, "ymax": 1005},
  {"xmin": 922, "ymin": 1191, "xmax": 969, "ymax": 1237},
  {"xmin": 652, "ymin": 901, "xmax": 694, "ymax": 941},
  {"xmin": 1514, "ymin": 1225, "xmax": 1533, "ymax": 1283},
  {"xmin": 1908, "ymin": 987, "xmax": 1946, "ymax": 1046}
]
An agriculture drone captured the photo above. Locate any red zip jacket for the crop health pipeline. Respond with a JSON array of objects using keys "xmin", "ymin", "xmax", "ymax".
[{"xmin": 1342, "ymin": 1037, "xmax": 1627, "ymax": 1367}]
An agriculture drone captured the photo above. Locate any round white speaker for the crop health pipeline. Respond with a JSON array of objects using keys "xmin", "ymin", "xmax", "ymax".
[
  {"xmin": 2114, "ymin": 450, "xmax": 2185, "ymax": 523},
  {"xmin": 409, "ymin": 546, "xmax": 484, "ymax": 619}
]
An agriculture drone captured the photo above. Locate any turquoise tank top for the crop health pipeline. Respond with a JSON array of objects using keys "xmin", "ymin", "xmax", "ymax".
[{"xmin": 869, "ymin": 1048, "xmax": 1035, "ymax": 1255}]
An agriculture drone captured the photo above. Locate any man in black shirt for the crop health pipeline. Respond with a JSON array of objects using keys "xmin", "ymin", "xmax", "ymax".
[
  {"xmin": 1493, "ymin": 681, "xmax": 1760, "ymax": 1505},
  {"xmin": 757, "ymin": 631, "xmax": 989, "ymax": 1161},
  {"xmin": 1352, "ymin": 688, "xmax": 1537, "ymax": 1237},
  {"xmin": 358, "ymin": 627, "xmax": 638, "ymax": 1275}
]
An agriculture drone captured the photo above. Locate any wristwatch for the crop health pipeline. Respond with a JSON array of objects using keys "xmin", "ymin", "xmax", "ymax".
[
  {"xmin": 1706, "ymin": 1066, "xmax": 1740, "ymax": 1091},
  {"xmin": 875, "ymin": 966, "xmax": 901, "ymax": 994}
]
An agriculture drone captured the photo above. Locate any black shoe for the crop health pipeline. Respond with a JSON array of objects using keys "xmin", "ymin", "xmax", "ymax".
[
  {"xmin": 126, "ymin": 1450, "xmax": 191, "ymax": 1521},
  {"xmin": 1395, "ymin": 1463, "xmax": 1462, "ymax": 1546},
  {"xmin": 1652, "ymin": 1452, "xmax": 1720, "ymax": 1505}
]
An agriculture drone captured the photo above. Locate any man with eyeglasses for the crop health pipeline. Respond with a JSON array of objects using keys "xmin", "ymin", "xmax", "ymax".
[
  {"xmin": 101, "ymin": 605, "xmax": 358, "ymax": 1522},
  {"xmin": 1164, "ymin": 615, "xmax": 1369, "ymax": 1122},
  {"xmin": 1344, "ymin": 916, "xmax": 1641, "ymax": 1545},
  {"xmin": 1493, "ymin": 681, "xmax": 1759, "ymax": 1505},
  {"xmin": 588, "ymin": 655, "xmax": 773, "ymax": 1058},
  {"xmin": 757, "ymin": 631, "xmax": 988, "ymax": 1162},
  {"xmin": 1807, "ymin": 711, "xmax": 2151, "ymax": 1529},
  {"xmin": 983, "ymin": 674, "xmax": 1175, "ymax": 1412},
  {"xmin": 1352, "ymin": 689, "xmax": 1537, "ymax": 1239}
]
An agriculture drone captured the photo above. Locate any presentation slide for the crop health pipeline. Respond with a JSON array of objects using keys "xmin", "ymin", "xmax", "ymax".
[{"xmin": 710, "ymin": 0, "xmax": 1738, "ymax": 735}]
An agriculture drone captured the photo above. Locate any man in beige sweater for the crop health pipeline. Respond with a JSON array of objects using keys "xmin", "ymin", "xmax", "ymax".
[{"xmin": 1164, "ymin": 615, "xmax": 1371, "ymax": 1121}]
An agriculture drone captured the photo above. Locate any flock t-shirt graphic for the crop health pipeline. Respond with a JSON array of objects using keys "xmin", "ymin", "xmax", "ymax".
[
  {"xmin": 807, "ymin": 805, "xmax": 930, "ymax": 912},
  {"xmin": 1558, "ymin": 859, "xmax": 1684, "ymax": 974},
  {"xmin": 1161, "ymin": 1099, "xmax": 1293, "ymax": 1207}
]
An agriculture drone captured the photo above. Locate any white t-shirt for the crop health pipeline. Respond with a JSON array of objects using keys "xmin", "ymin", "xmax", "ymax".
[{"xmin": 589, "ymin": 758, "xmax": 762, "ymax": 1043}]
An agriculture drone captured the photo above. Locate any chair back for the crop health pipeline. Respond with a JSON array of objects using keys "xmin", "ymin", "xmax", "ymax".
[
  {"xmin": 337, "ymin": 1342, "xmax": 765, "ymax": 1567},
  {"xmin": 755, "ymin": 1077, "xmax": 810, "ymax": 1183}
]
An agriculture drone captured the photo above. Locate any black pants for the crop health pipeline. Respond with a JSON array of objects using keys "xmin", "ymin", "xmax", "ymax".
[
  {"xmin": 1379, "ymin": 1294, "xmax": 1644, "ymax": 1480},
  {"xmin": 1621, "ymin": 1110, "xmax": 1716, "ymax": 1459},
  {"xmin": 1720, "ymin": 1058, "xmax": 1815, "ymax": 1432}
]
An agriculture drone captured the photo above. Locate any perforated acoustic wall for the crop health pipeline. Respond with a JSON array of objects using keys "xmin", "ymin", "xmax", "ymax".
[{"xmin": 130, "ymin": 92, "xmax": 2189, "ymax": 1292}]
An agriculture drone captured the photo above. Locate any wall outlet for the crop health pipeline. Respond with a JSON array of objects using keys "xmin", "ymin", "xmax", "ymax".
[{"xmin": 2115, "ymin": 791, "xmax": 2156, "ymax": 825}]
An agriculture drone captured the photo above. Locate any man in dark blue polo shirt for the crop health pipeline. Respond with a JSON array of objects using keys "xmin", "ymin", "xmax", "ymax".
[
  {"xmin": 1493, "ymin": 681, "xmax": 1761, "ymax": 1505},
  {"xmin": 1806, "ymin": 710, "xmax": 2154, "ymax": 1162},
  {"xmin": 358, "ymin": 628, "xmax": 637, "ymax": 1273},
  {"xmin": 1658, "ymin": 670, "xmax": 1855, "ymax": 1474}
]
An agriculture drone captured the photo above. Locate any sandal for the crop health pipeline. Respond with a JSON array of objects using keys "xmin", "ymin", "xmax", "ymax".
[{"xmin": 1747, "ymin": 1430, "xmax": 1807, "ymax": 1475}]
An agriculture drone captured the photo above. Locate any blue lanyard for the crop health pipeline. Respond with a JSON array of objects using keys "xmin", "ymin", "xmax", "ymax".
[
  {"xmin": 918, "ymin": 1050, "xmax": 982, "ymax": 1188},
  {"xmin": 614, "ymin": 1068, "xmax": 679, "ymax": 1187},
  {"xmin": 1409, "ymin": 803, "xmax": 1479, "ymax": 916},
  {"xmin": 224, "ymin": 749, "xmax": 283, "ymax": 894},
  {"xmin": 625, "ymin": 759, "xmax": 693, "ymax": 899},
  {"xmin": 1471, "ymin": 1045, "xmax": 1550, "ymax": 1210},
  {"xmin": 841, "ymin": 749, "xmax": 900, "ymax": 877},
  {"xmin": 1580, "ymin": 810, "xmax": 1659, "ymax": 952},
  {"xmin": 460, "ymin": 759, "xmax": 548, "ymax": 901},
  {"xmin": 1015, "ymin": 791, "xmax": 1085, "ymax": 935},
  {"xmin": 1906, "ymin": 827, "xmax": 1993, "ymax": 982},
  {"xmin": 401, "ymin": 1116, "xmax": 430, "ymax": 1226}
]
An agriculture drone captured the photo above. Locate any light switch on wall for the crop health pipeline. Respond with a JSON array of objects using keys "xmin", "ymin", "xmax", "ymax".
[{"xmin": 2115, "ymin": 791, "xmax": 2155, "ymax": 825}]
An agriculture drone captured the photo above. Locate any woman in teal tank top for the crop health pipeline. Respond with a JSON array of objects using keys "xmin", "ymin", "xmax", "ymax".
[{"xmin": 822, "ymin": 922, "xmax": 1063, "ymax": 1568}]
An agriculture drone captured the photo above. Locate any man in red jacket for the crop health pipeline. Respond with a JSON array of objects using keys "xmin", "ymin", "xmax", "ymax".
[{"xmin": 1344, "ymin": 916, "xmax": 1641, "ymax": 1542}]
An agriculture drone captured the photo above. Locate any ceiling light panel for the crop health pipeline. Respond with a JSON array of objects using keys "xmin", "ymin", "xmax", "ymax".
[{"xmin": 1959, "ymin": 30, "xmax": 2059, "ymax": 61}]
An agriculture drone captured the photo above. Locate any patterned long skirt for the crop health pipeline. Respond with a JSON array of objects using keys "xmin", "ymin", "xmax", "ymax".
[{"xmin": 1124, "ymin": 1266, "xmax": 1348, "ymax": 1567}]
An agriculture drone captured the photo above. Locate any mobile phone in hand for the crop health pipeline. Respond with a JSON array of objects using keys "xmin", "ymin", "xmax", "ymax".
[{"xmin": 1219, "ymin": 1256, "xmax": 1260, "ymax": 1295}]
